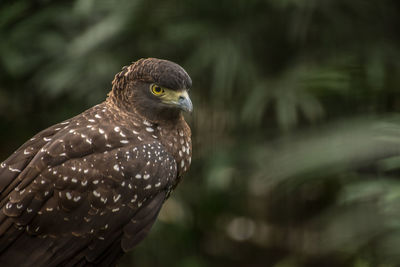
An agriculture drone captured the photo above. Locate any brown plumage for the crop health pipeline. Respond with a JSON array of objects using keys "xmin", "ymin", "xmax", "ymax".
[{"xmin": 0, "ymin": 58, "xmax": 193, "ymax": 266}]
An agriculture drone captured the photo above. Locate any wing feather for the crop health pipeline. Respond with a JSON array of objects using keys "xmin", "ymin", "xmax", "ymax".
[
  {"xmin": 121, "ymin": 191, "xmax": 167, "ymax": 251},
  {"xmin": 0, "ymin": 103, "xmax": 180, "ymax": 265}
]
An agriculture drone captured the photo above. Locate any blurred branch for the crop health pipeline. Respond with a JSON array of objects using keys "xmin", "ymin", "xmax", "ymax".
[{"xmin": 252, "ymin": 116, "xmax": 400, "ymax": 188}]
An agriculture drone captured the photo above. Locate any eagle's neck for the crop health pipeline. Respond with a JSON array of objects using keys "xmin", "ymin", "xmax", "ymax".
[
  {"xmin": 103, "ymin": 99, "xmax": 191, "ymax": 188},
  {"xmin": 157, "ymin": 115, "xmax": 192, "ymax": 180}
]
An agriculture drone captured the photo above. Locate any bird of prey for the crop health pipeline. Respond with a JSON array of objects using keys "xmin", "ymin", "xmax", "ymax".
[{"xmin": 0, "ymin": 58, "xmax": 193, "ymax": 266}]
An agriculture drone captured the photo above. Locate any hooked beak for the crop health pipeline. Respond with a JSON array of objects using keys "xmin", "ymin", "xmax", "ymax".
[
  {"xmin": 177, "ymin": 90, "xmax": 193, "ymax": 113},
  {"xmin": 162, "ymin": 89, "xmax": 193, "ymax": 113}
]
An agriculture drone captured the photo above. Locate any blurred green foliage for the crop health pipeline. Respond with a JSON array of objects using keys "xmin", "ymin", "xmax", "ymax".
[{"xmin": 1, "ymin": 0, "xmax": 400, "ymax": 266}]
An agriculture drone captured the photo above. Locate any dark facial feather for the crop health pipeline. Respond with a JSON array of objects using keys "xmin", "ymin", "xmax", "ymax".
[
  {"xmin": 110, "ymin": 58, "xmax": 192, "ymax": 121},
  {"xmin": 127, "ymin": 58, "xmax": 192, "ymax": 90}
]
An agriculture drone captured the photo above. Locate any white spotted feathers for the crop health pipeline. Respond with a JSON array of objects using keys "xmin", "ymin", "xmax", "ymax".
[
  {"xmin": 0, "ymin": 58, "xmax": 192, "ymax": 265},
  {"xmin": 0, "ymin": 101, "xmax": 191, "ymax": 244}
]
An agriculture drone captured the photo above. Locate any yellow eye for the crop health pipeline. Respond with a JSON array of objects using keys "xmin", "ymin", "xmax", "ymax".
[{"xmin": 150, "ymin": 84, "xmax": 165, "ymax": 96}]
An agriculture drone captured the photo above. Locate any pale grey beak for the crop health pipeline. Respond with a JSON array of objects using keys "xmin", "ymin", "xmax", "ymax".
[{"xmin": 178, "ymin": 91, "xmax": 193, "ymax": 113}]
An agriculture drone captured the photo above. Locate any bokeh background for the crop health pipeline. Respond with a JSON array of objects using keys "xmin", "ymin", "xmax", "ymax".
[{"xmin": 1, "ymin": 0, "xmax": 400, "ymax": 266}]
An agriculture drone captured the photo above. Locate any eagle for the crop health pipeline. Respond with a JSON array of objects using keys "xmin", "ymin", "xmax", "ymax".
[{"xmin": 0, "ymin": 58, "xmax": 193, "ymax": 266}]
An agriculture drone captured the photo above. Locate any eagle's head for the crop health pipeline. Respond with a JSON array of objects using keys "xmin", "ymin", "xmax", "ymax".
[{"xmin": 110, "ymin": 58, "xmax": 193, "ymax": 122}]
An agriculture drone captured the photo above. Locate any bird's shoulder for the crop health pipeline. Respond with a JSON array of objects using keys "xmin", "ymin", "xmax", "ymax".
[
  {"xmin": 0, "ymin": 101, "xmax": 166, "ymax": 183},
  {"xmin": 0, "ymin": 101, "xmax": 180, "ymax": 236}
]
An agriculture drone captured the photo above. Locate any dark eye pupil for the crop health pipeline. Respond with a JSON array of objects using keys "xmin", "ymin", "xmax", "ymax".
[{"xmin": 155, "ymin": 87, "xmax": 161, "ymax": 92}]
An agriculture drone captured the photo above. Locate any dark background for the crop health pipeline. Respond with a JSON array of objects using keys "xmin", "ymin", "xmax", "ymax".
[{"xmin": 1, "ymin": 0, "xmax": 400, "ymax": 266}]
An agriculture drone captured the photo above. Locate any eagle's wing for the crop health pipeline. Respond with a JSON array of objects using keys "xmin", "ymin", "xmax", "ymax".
[
  {"xmin": 0, "ymin": 106, "xmax": 178, "ymax": 266},
  {"xmin": 0, "ymin": 120, "xmax": 70, "ymax": 198}
]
